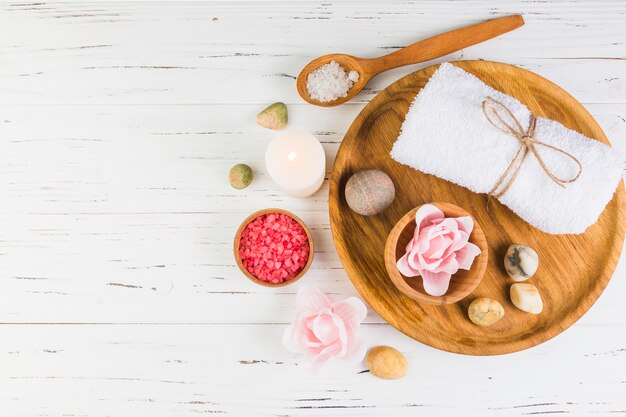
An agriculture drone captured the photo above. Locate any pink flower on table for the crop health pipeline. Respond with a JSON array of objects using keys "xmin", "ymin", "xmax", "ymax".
[
  {"xmin": 397, "ymin": 204, "xmax": 481, "ymax": 297},
  {"xmin": 282, "ymin": 286, "xmax": 367, "ymax": 368}
]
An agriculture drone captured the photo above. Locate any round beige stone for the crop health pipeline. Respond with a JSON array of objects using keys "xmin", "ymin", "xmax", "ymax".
[
  {"xmin": 510, "ymin": 283, "xmax": 543, "ymax": 314},
  {"xmin": 468, "ymin": 297, "xmax": 505, "ymax": 327},
  {"xmin": 366, "ymin": 346, "xmax": 408, "ymax": 379}
]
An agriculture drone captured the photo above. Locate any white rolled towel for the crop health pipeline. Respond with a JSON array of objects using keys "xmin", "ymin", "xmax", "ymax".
[{"xmin": 390, "ymin": 62, "xmax": 623, "ymax": 234}]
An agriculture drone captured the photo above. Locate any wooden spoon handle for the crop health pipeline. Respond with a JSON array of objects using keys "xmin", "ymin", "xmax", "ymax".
[{"xmin": 365, "ymin": 15, "xmax": 524, "ymax": 74}]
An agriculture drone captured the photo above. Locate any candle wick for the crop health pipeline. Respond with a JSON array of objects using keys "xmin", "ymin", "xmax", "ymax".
[{"xmin": 288, "ymin": 152, "xmax": 297, "ymax": 162}]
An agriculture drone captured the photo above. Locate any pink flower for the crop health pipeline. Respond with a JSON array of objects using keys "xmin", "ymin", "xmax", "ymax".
[
  {"xmin": 397, "ymin": 204, "xmax": 481, "ymax": 296},
  {"xmin": 282, "ymin": 286, "xmax": 367, "ymax": 368}
]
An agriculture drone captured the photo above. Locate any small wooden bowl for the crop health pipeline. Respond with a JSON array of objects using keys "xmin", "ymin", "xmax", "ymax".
[
  {"xmin": 384, "ymin": 202, "xmax": 488, "ymax": 305},
  {"xmin": 234, "ymin": 208, "xmax": 314, "ymax": 287}
]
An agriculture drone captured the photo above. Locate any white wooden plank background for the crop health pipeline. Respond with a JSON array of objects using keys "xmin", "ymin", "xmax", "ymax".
[{"xmin": 0, "ymin": 1, "xmax": 625, "ymax": 416}]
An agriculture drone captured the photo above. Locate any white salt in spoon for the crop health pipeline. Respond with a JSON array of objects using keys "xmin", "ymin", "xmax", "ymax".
[{"xmin": 296, "ymin": 15, "xmax": 524, "ymax": 107}]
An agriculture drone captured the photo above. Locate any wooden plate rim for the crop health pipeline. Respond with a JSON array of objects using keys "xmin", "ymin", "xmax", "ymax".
[{"xmin": 328, "ymin": 60, "xmax": 626, "ymax": 355}]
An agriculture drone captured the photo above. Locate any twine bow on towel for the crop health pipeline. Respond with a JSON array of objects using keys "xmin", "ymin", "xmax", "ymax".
[{"xmin": 481, "ymin": 97, "xmax": 583, "ymax": 198}]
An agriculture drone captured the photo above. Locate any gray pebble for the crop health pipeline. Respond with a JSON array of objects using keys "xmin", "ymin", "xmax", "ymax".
[{"xmin": 345, "ymin": 169, "xmax": 395, "ymax": 216}]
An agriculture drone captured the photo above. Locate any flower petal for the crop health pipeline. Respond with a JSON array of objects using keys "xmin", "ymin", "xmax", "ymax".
[
  {"xmin": 282, "ymin": 323, "xmax": 300, "ymax": 352},
  {"xmin": 311, "ymin": 313, "xmax": 339, "ymax": 345},
  {"xmin": 423, "ymin": 235, "xmax": 452, "ymax": 260},
  {"xmin": 420, "ymin": 224, "xmax": 446, "ymax": 242},
  {"xmin": 306, "ymin": 343, "xmax": 341, "ymax": 369},
  {"xmin": 455, "ymin": 242, "xmax": 482, "ymax": 270},
  {"xmin": 331, "ymin": 313, "xmax": 348, "ymax": 357},
  {"xmin": 420, "ymin": 269, "xmax": 452, "ymax": 296},
  {"xmin": 332, "ymin": 297, "xmax": 367, "ymax": 327},
  {"xmin": 341, "ymin": 337, "xmax": 366, "ymax": 363},
  {"xmin": 416, "ymin": 249, "xmax": 443, "ymax": 271},
  {"xmin": 397, "ymin": 253, "xmax": 420, "ymax": 277},
  {"xmin": 282, "ymin": 316, "xmax": 313, "ymax": 353},
  {"xmin": 296, "ymin": 285, "xmax": 332, "ymax": 313},
  {"xmin": 455, "ymin": 215, "xmax": 474, "ymax": 235},
  {"xmin": 435, "ymin": 217, "xmax": 459, "ymax": 232},
  {"xmin": 414, "ymin": 204, "xmax": 445, "ymax": 236},
  {"xmin": 435, "ymin": 252, "xmax": 459, "ymax": 274},
  {"xmin": 417, "ymin": 232, "xmax": 431, "ymax": 253},
  {"xmin": 440, "ymin": 231, "xmax": 459, "ymax": 257},
  {"xmin": 448, "ymin": 229, "xmax": 469, "ymax": 253},
  {"xmin": 299, "ymin": 313, "xmax": 323, "ymax": 347}
]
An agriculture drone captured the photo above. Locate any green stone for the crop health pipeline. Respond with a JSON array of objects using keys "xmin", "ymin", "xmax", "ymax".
[
  {"xmin": 256, "ymin": 102, "xmax": 288, "ymax": 130},
  {"xmin": 229, "ymin": 164, "xmax": 253, "ymax": 189}
]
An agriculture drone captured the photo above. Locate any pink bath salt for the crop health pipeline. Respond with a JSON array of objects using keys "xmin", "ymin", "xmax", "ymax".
[{"xmin": 238, "ymin": 213, "xmax": 310, "ymax": 284}]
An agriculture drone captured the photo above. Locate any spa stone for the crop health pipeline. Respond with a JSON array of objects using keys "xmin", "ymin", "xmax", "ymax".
[
  {"xmin": 345, "ymin": 169, "xmax": 395, "ymax": 216},
  {"xmin": 504, "ymin": 244, "xmax": 539, "ymax": 281}
]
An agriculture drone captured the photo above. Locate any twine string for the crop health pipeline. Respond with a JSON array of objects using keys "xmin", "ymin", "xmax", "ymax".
[{"xmin": 481, "ymin": 97, "xmax": 582, "ymax": 199}]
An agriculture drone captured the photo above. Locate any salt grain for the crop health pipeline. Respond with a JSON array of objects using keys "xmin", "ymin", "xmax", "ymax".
[{"xmin": 306, "ymin": 60, "xmax": 359, "ymax": 103}]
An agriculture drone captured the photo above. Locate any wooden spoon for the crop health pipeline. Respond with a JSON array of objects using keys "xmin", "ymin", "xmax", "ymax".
[{"xmin": 296, "ymin": 15, "xmax": 524, "ymax": 107}]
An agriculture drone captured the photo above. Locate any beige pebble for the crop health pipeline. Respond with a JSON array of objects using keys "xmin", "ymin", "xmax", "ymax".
[
  {"xmin": 510, "ymin": 283, "xmax": 543, "ymax": 314},
  {"xmin": 366, "ymin": 346, "xmax": 407, "ymax": 379},
  {"xmin": 468, "ymin": 298, "xmax": 505, "ymax": 327}
]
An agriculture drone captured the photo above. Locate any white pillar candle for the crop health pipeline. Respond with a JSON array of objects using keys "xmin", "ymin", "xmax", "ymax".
[{"xmin": 265, "ymin": 130, "xmax": 326, "ymax": 198}]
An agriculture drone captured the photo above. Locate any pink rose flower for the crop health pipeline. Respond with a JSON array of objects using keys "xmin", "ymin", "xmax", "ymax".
[
  {"xmin": 397, "ymin": 204, "xmax": 481, "ymax": 296},
  {"xmin": 282, "ymin": 286, "xmax": 367, "ymax": 368}
]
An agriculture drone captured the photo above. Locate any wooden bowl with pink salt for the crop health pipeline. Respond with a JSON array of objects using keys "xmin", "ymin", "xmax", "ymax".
[{"xmin": 234, "ymin": 208, "xmax": 314, "ymax": 287}]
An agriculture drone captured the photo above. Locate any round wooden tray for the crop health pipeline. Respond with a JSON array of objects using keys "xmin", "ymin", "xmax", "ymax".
[{"xmin": 328, "ymin": 60, "xmax": 626, "ymax": 355}]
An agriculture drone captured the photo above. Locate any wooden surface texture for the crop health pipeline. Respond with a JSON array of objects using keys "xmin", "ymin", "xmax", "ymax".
[{"xmin": 1, "ymin": 1, "xmax": 626, "ymax": 415}]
